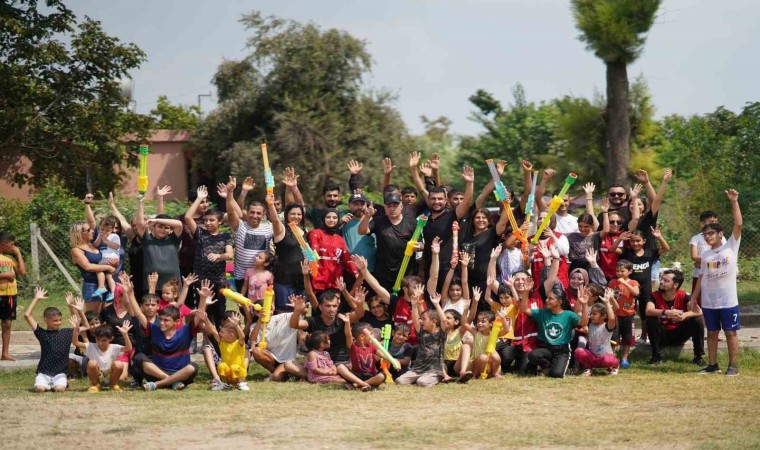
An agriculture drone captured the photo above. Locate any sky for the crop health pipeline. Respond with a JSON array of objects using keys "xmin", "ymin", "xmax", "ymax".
[{"xmin": 67, "ymin": 0, "xmax": 760, "ymax": 136}]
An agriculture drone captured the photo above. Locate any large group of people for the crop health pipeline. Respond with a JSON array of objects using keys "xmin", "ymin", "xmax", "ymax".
[{"xmin": 0, "ymin": 151, "xmax": 745, "ymax": 392}]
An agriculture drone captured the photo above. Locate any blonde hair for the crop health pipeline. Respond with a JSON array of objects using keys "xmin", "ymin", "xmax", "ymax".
[{"xmin": 69, "ymin": 221, "xmax": 90, "ymax": 247}]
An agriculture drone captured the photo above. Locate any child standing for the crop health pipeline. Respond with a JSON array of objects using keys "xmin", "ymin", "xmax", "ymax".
[
  {"xmin": 609, "ymin": 259, "xmax": 640, "ymax": 368},
  {"xmin": 24, "ymin": 288, "xmax": 72, "ymax": 392},
  {"xmin": 241, "ymin": 251, "xmax": 275, "ymax": 305},
  {"xmin": 92, "ymin": 217, "xmax": 121, "ymax": 301},
  {"xmin": 336, "ymin": 317, "xmax": 387, "ymax": 390},
  {"xmin": 574, "ymin": 288, "xmax": 619, "ymax": 376},
  {"xmin": 71, "ymin": 317, "xmax": 133, "ymax": 392},
  {"xmin": 0, "ymin": 231, "xmax": 26, "ymax": 361}
]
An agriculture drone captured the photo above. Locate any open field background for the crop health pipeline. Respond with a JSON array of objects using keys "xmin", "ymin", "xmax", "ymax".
[{"xmin": 1, "ymin": 349, "xmax": 759, "ymax": 450}]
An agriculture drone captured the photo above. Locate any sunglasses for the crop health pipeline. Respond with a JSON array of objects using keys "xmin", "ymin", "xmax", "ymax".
[
  {"xmin": 609, "ymin": 220, "xmax": 622, "ymax": 225},
  {"xmin": 82, "ymin": 228, "xmax": 92, "ymax": 232},
  {"xmin": 608, "ymin": 192, "xmax": 626, "ymax": 198}
]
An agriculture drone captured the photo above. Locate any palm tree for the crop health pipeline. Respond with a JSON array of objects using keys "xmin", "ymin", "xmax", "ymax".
[{"xmin": 571, "ymin": 0, "xmax": 660, "ymax": 186}]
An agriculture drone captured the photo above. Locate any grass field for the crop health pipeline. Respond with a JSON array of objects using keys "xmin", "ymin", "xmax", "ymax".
[{"xmin": 1, "ymin": 348, "xmax": 759, "ymax": 449}]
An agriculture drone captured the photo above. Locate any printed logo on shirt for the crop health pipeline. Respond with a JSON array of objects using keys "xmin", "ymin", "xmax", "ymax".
[
  {"xmin": 546, "ymin": 322, "xmax": 564, "ymax": 343},
  {"xmin": 633, "ymin": 261, "xmax": 650, "ymax": 272},
  {"xmin": 706, "ymin": 256, "xmax": 731, "ymax": 279},
  {"xmin": 244, "ymin": 234, "xmax": 268, "ymax": 250}
]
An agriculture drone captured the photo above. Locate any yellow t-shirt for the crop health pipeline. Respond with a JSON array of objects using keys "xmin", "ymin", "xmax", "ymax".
[
  {"xmin": 219, "ymin": 339, "xmax": 246, "ymax": 368},
  {"xmin": 444, "ymin": 330, "xmax": 464, "ymax": 361},
  {"xmin": 0, "ymin": 254, "xmax": 18, "ymax": 296}
]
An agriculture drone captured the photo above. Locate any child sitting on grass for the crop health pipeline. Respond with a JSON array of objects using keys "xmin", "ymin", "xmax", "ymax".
[
  {"xmin": 336, "ymin": 317, "xmax": 387, "ymax": 391},
  {"xmin": 574, "ymin": 287, "xmax": 619, "ymax": 376},
  {"xmin": 24, "ymin": 287, "xmax": 72, "ymax": 392},
  {"xmin": 200, "ymin": 309, "xmax": 249, "ymax": 391},
  {"xmin": 460, "ymin": 286, "xmax": 512, "ymax": 381},
  {"xmin": 70, "ymin": 317, "xmax": 132, "ymax": 392},
  {"xmin": 304, "ymin": 330, "xmax": 345, "ymax": 385}
]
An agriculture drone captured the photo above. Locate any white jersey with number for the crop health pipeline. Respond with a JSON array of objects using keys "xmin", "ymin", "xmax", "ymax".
[{"xmin": 699, "ymin": 235, "xmax": 740, "ymax": 309}]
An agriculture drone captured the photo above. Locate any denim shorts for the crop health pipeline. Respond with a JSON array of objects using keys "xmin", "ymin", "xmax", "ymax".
[{"xmin": 82, "ymin": 282, "xmax": 101, "ymax": 303}]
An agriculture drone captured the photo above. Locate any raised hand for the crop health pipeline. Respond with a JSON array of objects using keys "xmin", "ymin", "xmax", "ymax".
[
  {"xmin": 462, "ymin": 166, "xmax": 475, "ymax": 183},
  {"xmin": 108, "ymin": 192, "xmax": 115, "ymax": 207},
  {"xmin": 156, "ymin": 185, "xmax": 172, "ymax": 197},
  {"xmin": 726, "ymin": 189, "xmax": 739, "ymax": 201},
  {"xmin": 229, "ymin": 311, "xmax": 243, "ymax": 326},
  {"xmin": 34, "ymin": 287, "xmax": 48, "ymax": 301},
  {"xmin": 336, "ymin": 277, "xmax": 346, "ymax": 292},
  {"xmin": 429, "ymin": 153, "xmax": 441, "ymax": 170},
  {"xmin": 619, "ymin": 231, "xmax": 633, "ymax": 241},
  {"xmin": 351, "ymin": 254, "xmax": 368, "ymax": 272},
  {"xmin": 84, "ymin": 193, "xmax": 94, "ymax": 203},
  {"xmin": 301, "ymin": 260, "xmax": 311, "ymax": 275},
  {"xmin": 182, "ymin": 273, "xmax": 198, "ymax": 287},
  {"xmin": 430, "ymin": 292, "xmax": 441, "ymax": 306},
  {"xmin": 521, "ymin": 160, "xmax": 533, "ymax": 172},
  {"xmin": 383, "ymin": 157, "xmax": 395, "ymax": 175},
  {"xmin": 411, "ymin": 284, "xmax": 425, "ymax": 300},
  {"xmin": 116, "ymin": 322, "xmax": 133, "ymax": 335},
  {"xmin": 472, "ymin": 286, "xmax": 482, "ymax": 303},
  {"xmin": 419, "ymin": 161, "xmax": 433, "ymax": 177},
  {"xmin": 582, "ymin": 182, "xmax": 596, "ymax": 196},
  {"xmin": 543, "ymin": 168, "xmax": 556, "ymax": 179},
  {"xmin": 341, "ymin": 213, "xmax": 353, "ymax": 225},
  {"xmin": 577, "ymin": 286, "xmax": 589, "ymax": 305},
  {"xmin": 282, "ymin": 167, "xmax": 299, "ymax": 187},
  {"xmin": 196, "ymin": 279, "xmax": 214, "ymax": 299},
  {"xmin": 196, "ymin": 185, "xmax": 209, "ymax": 200},
  {"xmin": 337, "ymin": 313, "xmax": 350, "ymax": 323},
  {"xmin": 225, "ymin": 176, "xmax": 236, "ymax": 193},
  {"xmin": 537, "ymin": 241, "xmax": 551, "ymax": 259},
  {"xmin": 490, "ymin": 244, "xmax": 502, "ymax": 260},
  {"xmin": 496, "ymin": 160, "xmax": 507, "ymax": 176},
  {"xmin": 602, "ymin": 288, "xmax": 614, "ymax": 304},
  {"xmin": 600, "ymin": 197, "xmax": 610, "ymax": 213},
  {"xmin": 650, "ymin": 226, "xmax": 662, "ymax": 238},
  {"xmin": 408, "ymin": 151, "xmax": 421, "ymax": 168},
  {"xmin": 354, "ymin": 286, "xmax": 367, "ymax": 304},
  {"xmin": 118, "ymin": 272, "xmax": 133, "ymax": 293},
  {"xmin": 634, "ymin": 169, "xmax": 650, "ymax": 184},
  {"xmin": 216, "ymin": 183, "xmax": 228, "ymax": 199},
  {"xmin": 449, "ymin": 254, "xmax": 459, "ymax": 269},
  {"xmin": 70, "ymin": 315, "xmax": 81, "ymax": 328},
  {"xmin": 289, "ymin": 294, "xmax": 306, "ymax": 312},
  {"xmin": 241, "ymin": 177, "xmax": 255, "ymax": 191},
  {"xmin": 630, "ymin": 184, "xmax": 642, "ymax": 199},
  {"xmin": 662, "ymin": 168, "xmax": 672, "ymax": 183},
  {"xmin": 585, "ymin": 247, "xmax": 598, "ymax": 265},
  {"xmin": 365, "ymin": 202, "xmax": 376, "ymax": 217},
  {"xmin": 460, "ymin": 252, "xmax": 471, "ymax": 267},
  {"xmin": 347, "ymin": 160, "xmax": 363, "ymax": 175},
  {"xmin": 431, "ymin": 236, "xmax": 442, "ymax": 255}
]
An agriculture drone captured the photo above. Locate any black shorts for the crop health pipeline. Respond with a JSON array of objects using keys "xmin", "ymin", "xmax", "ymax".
[
  {"xmin": 617, "ymin": 315, "xmax": 635, "ymax": 346},
  {"xmin": 444, "ymin": 359, "xmax": 457, "ymax": 377},
  {"xmin": 356, "ymin": 372, "xmax": 378, "ymax": 381},
  {"xmin": 0, "ymin": 295, "xmax": 17, "ymax": 321}
]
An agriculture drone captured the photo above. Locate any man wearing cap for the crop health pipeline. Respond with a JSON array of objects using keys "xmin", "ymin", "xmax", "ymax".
[
  {"xmin": 358, "ymin": 192, "xmax": 418, "ymax": 293},
  {"xmin": 341, "ymin": 192, "xmax": 377, "ymax": 274}
]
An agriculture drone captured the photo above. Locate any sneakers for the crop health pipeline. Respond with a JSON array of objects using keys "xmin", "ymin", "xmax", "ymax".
[
  {"xmin": 111, "ymin": 385, "xmax": 123, "ymax": 392},
  {"xmin": 636, "ymin": 337, "xmax": 648, "ymax": 345},
  {"xmin": 211, "ymin": 381, "xmax": 229, "ymax": 391},
  {"xmin": 692, "ymin": 357, "xmax": 706, "ymax": 366},
  {"xmin": 697, "ymin": 364, "xmax": 721, "ymax": 374},
  {"xmin": 105, "ymin": 292, "xmax": 114, "ymax": 302},
  {"xmin": 725, "ymin": 366, "xmax": 739, "ymax": 377},
  {"xmin": 91, "ymin": 287, "xmax": 108, "ymax": 300},
  {"xmin": 620, "ymin": 360, "xmax": 631, "ymax": 369},
  {"xmin": 237, "ymin": 381, "xmax": 250, "ymax": 391},
  {"xmin": 87, "ymin": 385, "xmax": 100, "ymax": 393},
  {"xmin": 648, "ymin": 357, "xmax": 663, "ymax": 366},
  {"xmin": 581, "ymin": 369, "xmax": 593, "ymax": 377},
  {"xmin": 608, "ymin": 367, "xmax": 619, "ymax": 376}
]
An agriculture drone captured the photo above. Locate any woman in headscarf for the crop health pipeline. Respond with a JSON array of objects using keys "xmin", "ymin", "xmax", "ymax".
[{"xmin": 307, "ymin": 208, "xmax": 358, "ymax": 293}]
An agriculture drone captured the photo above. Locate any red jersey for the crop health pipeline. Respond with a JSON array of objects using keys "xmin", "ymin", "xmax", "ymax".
[
  {"xmin": 308, "ymin": 229, "xmax": 358, "ymax": 291},
  {"xmin": 530, "ymin": 231, "xmax": 569, "ymax": 289},
  {"xmin": 651, "ymin": 290, "xmax": 690, "ymax": 331},
  {"xmin": 393, "ymin": 296, "xmax": 426, "ymax": 345},
  {"xmin": 609, "ymin": 278, "xmax": 639, "ymax": 317},
  {"xmin": 598, "ymin": 232, "xmax": 622, "ymax": 280}
]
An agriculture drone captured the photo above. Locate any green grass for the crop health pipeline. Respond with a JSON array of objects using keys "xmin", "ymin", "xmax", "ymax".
[
  {"xmin": 1, "ymin": 348, "xmax": 759, "ymax": 449},
  {"xmin": 739, "ymin": 280, "xmax": 760, "ymax": 306}
]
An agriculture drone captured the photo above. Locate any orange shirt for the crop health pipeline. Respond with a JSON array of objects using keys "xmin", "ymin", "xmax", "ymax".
[{"xmin": 609, "ymin": 278, "xmax": 639, "ymax": 317}]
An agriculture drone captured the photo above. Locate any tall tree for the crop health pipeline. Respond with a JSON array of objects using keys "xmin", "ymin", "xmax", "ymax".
[
  {"xmin": 192, "ymin": 12, "xmax": 409, "ymax": 203},
  {"xmin": 571, "ymin": 0, "xmax": 660, "ymax": 185},
  {"xmin": 0, "ymin": 0, "xmax": 151, "ymax": 195},
  {"xmin": 150, "ymin": 96, "xmax": 201, "ymax": 130}
]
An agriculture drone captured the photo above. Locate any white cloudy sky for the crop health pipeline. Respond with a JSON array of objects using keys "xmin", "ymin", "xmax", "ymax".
[{"xmin": 68, "ymin": 0, "xmax": 760, "ymax": 135}]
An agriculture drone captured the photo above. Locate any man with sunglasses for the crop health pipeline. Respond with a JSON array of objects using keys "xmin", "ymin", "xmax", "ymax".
[{"xmin": 597, "ymin": 184, "xmax": 631, "ymax": 231}]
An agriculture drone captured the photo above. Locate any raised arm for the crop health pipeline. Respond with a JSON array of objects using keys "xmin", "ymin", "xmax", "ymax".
[
  {"xmin": 184, "ymin": 185, "xmax": 208, "ymax": 236},
  {"xmin": 108, "ymin": 192, "xmax": 134, "ymax": 239},
  {"xmin": 651, "ymin": 226, "xmax": 670, "ymax": 256},
  {"xmin": 382, "ymin": 157, "xmax": 395, "ymax": 189},
  {"xmin": 726, "ymin": 189, "xmax": 742, "ymax": 240},
  {"xmin": 352, "ymin": 255, "xmax": 390, "ymax": 304},
  {"xmin": 460, "ymin": 252, "xmax": 471, "ymax": 300},
  {"xmin": 535, "ymin": 168, "xmax": 555, "ymax": 213},
  {"xmin": 357, "ymin": 203, "xmax": 376, "ymax": 236},
  {"xmin": 135, "ymin": 196, "xmax": 147, "ymax": 238},
  {"xmin": 69, "ymin": 316, "xmax": 87, "ymax": 351},
  {"xmin": 650, "ymin": 169, "xmax": 671, "ymax": 215},
  {"xmin": 84, "ymin": 193, "xmax": 96, "ymax": 230},
  {"xmin": 429, "ymin": 292, "xmax": 447, "ymax": 330},
  {"xmin": 177, "ymin": 273, "xmax": 197, "ymax": 308},
  {"xmin": 582, "ymin": 183, "xmax": 600, "ymax": 229},
  {"xmin": 238, "ymin": 177, "xmax": 255, "ymax": 212},
  {"xmin": 284, "ymin": 167, "xmax": 305, "ymax": 207},
  {"xmin": 23, "ymin": 287, "xmax": 48, "ymax": 330},
  {"xmin": 288, "ymin": 295, "xmax": 310, "ymax": 331},
  {"xmin": 224, "ymin": 177, "xmax": 241, "ymax": 232},
  {"xmin": 338, "ymin": 313, "xmax": 353, "ymax": 350},
  {"xmin": 156, "ymin": 185, "xmax": 172, "ymax": 216},
  {"xmin": 541, "ymin": 243, "xmax": 560, "ymax": 295},
  {"xmin": 519, "ymin": 160, "xmax": 534, "ymax": 211},
  {"xmin": 347, "ymin": 286, "xmax": 367, "ymax": 324},
  {"xmin": 426, "ymin": 237, "xmax": 442, "ymax": 297},
  {"xmin": 409, "ymin": 152, "xmax": 429, "ymax": 200},
  {"xmin": 301, "ymin": 261, "xmax": 319, "ymax": 310},
  {"xmin": 456, "ymin": 166, "xmax": 475, "ymax": 219}
]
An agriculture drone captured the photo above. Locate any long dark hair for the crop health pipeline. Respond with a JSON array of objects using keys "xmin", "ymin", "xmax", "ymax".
[{"xmin": 283, "ymin": 203, "xmax": 306, "ymax": 228}]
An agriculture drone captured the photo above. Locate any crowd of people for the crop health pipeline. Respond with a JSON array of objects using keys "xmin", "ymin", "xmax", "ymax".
[{"xmin": 0, "ymin": 152, "xmax": 745, "ymax": 392}]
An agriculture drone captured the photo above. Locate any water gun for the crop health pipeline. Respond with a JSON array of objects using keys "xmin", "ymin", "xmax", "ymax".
[
  {"xmin": 532, "ymin": 173, "xmax": 578, "ymax": 244},
  {"xmin": 138, "ymin": 144, "xmax": 149, "ymax": 198},
  {"xmin": 220, "ymin": 288, "xmax": 262, "ymax": 311},
  {"xmin": 261, "ymin": 142, "xmax": 274, "ymax": 203},
  {"xmin": 257, "ymin": 286, "xmax": 274, "ymax": 349},
  {"xmin": 392, "ymin": 214, "xmax": 428, "ymax": 295},
  {"xmin": 379, "ymin": 324, "xmax": 394, "ymax": 384},
  {"xmin": 486, "ymin": 159, "xmax": 528, "ymax": 262},
  {"xmin": 479, "ymin": 319, "xmax": 503, "ymax": 379},
  {"xmin": 524, "ymin": 171, "xmax": 539, "ymax": 233},
  {"xmin": 452, "ymin": 221, "xmax": 460, "ymax": 261},
  {"xmin": 224, "ymin": 272, "xmax": 237, "ymax": 292},
  {"xmin": 289, "ymin": 222, "xmax": 318, "ymax": 275},
  {"xmin": 362, "ymin": 328, "xmax": 400, "ymax": 370}
]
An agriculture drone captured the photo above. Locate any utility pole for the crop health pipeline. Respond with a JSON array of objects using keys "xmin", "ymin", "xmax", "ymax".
[{"xmin": 197, "ymin": 93, "xmax": 212, "ymax": 119}]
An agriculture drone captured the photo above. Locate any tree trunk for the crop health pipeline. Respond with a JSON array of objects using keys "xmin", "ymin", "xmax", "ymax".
[{"xmin": 604, "ymin": 60, "xmax": 631, "ymax": 187}]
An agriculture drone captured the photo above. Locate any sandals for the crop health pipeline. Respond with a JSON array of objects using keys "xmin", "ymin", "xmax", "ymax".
[
  {"xmin": 143, "ymin": 382, "xmax": 157, "ymax": 391},
  {"xmin": 171, "ymin": 382, "xmax": 186, "ymax": 391},
  {"xmin": 87, "ymin": 385, "xmax": 100, "ymax": 393}
]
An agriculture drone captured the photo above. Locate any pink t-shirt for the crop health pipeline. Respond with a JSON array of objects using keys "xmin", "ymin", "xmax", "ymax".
[{"xmin": 244, "ymin": 269, "xmax": 274, "ymax": 302}]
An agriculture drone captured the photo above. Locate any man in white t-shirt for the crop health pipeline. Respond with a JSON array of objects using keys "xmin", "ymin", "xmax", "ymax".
[
  {"xmin": 250, "ymin": 308, "xmax": 298, "ymax": 382},
  {"xmin": 693, "ymin": 189, "xmax": 742, "ymax": 376},
  {"xmin": 689, "ymin": 211, "xmax": 725, "ymax": 293}
]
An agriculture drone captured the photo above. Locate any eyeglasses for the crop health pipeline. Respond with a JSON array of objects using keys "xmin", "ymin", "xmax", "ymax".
[
  {"xmin": 82, "ymin": 228, "xmax": 92, "ymax": 233},
  {"xmin": 608, "ymin": 192, "xmax": 626, "ymax": 198}
]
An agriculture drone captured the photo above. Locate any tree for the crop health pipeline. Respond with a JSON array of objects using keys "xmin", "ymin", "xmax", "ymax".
[
  {"xmin": 150, "ymin": 96, "xmax": 201, "ymax": 130},
  {"xmin": 0, "ymin": 0, "xmax": 152, "ymax": 195},
  {"xmin": 192, "ymin": 12, "xmax": 410, "ymax": 203},
  {"xmin": 571, "ymin": 0, "xmax": 661, "ymax": 186}
]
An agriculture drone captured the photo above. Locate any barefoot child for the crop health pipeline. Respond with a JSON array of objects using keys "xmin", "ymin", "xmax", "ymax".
[
  {"xmin": 70, "ymin": 316, "xmax": 132, "ymax": 392},
  {"xmin": 24, "ymin": 288, "xmax": 72, "ymax": 392},
  {"xmin": 0, "ymin": 231, "xmax": 26, "ymax": 361}
]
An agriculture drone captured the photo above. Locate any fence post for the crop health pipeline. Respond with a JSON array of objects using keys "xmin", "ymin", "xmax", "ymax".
[{"xmin": 29, "ymin": 222, "xmax": 40, "ymax": 285}]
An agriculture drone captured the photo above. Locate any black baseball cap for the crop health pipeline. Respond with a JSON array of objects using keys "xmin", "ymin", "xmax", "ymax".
[
  {"xmin": 349, "ymin": 193, "xmax": 369, "ymax": 204},
  {"xmin": 384, "ymin": 193, "xmax": 402, "ymax": 205}
]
